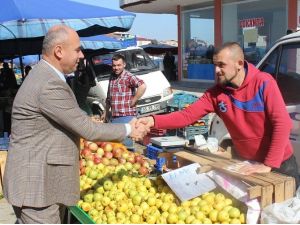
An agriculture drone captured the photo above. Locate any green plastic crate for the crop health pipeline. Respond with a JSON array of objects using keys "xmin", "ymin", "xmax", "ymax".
[
  {"xmin": 68, "ymin": 206, "xmax": 95, "ymax": 224},
  {"xmin": 178, "ymin": 125, "xmax": 208, "ymax": 140}
]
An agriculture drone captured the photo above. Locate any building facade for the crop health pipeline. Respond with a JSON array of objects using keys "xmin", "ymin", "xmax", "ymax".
[{"xmin": 121, "ymin": 0, "xmax": 298, "ymax": 83}]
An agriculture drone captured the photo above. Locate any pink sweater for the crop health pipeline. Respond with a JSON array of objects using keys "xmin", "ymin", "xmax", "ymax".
[{"xmin": 153, "ymin": 63, "xmax": 293, "ymax": 168}]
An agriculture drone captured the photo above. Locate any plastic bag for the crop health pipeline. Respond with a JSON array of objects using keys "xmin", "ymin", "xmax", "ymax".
[{"xmin": 261, "ymin": 187, "xmax": 300, "ymax": 224}]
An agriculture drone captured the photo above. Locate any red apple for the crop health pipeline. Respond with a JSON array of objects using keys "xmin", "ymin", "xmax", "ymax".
[
  {"xmin": 81, "ymin": 148, "xmax": 91, "ymax": 157},
  {"xmin": 112, "ymin": 148, "xmax": 123, "ymax": 158},
  {"xmin": 80, "ymin": 167, "xmax": 86, "ymax": 175},
  {"xmin": 88, "ymin": 142, "xmax": 98, "ymax": 152},
  {"xmin": 142, "ymin": 160, "xmax": 150, "ymax": 169},
  {"xmin": 134, "ymin": 154, "xmax": 144, "ymax": 164},
  {"xmin": 84, "ymin": 141, "xmax": 92, "ymax": 148},
  {"xmin": 93, "ymin": 155, "xmax": 102, "ymax": 164},
  {"xmin": 127, "ymin": 156, "xmax": 135, "ymax": 164},
  {"xmin": 85, "ymin": 152, "xmax": 94, "ymax": 161},
  {"xmin": 118, "ymin": 157, "xmax": 126, "ymax": 164},
  {"xmin": 104, "ymin": 151, "xmax": 113, "ymax": 159},
  {"xmin": 95, "ymin": 141, "xmax": 102, "ymax": 146},
  {"xmin": 139, "ymin": 166, "xmax": 149, "ymax": 176},
  {"xmin": 99, "ymin": 142, "xmax": 107, "ymax": 148}
]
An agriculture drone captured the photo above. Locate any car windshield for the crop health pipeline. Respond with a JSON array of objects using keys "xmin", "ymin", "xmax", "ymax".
[
  {"xmin": 125, "ymin": 49, "xmax": 157, "ymax": 72},
  {"xmin": 91, "ymin": 49, "xmax": 157, "ymax": 79}
]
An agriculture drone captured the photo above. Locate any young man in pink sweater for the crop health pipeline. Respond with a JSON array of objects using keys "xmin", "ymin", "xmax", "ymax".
[{"xmin": 138, "ymin": 42, "xmax": 299, "ymax": 187}]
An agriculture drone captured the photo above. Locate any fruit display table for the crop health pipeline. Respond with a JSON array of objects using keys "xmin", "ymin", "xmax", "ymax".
[
  {"xmin": 174, "ymin": 148, "xmax": 296, "ymax": 208},
  {"xmin": 74, "ymin": 140, "xmax": 249, "ymax": 224}
]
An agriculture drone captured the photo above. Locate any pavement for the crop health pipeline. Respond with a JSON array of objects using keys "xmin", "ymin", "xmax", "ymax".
[
  {"xmin": 0, "ymin": 80, "xmax": 211, "ymax": 224},
  {"xmin": 0, "ymin": 198, "xmax": 16, "ymax": 224},
  {"xmin": 170, "ymin": 80, "xmax": 213, "ymax": 96}
]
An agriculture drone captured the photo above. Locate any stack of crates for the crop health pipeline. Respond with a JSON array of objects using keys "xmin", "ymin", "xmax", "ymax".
[
  {"xmin": 177, "ymin": 115, "xmax": 210, "ymax": 140},
  {"xmin": 167, "ymin": 92, "xmax": 199, "ymax": 112},
  {"xmin": 140, "ymin": 128, "xmax": 167, "ymax": 146},
  {"xmin": 145, "ymin": 145, "xmax": 180, "ymax": 172}
]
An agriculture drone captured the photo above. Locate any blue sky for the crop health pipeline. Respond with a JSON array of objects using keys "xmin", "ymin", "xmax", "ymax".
[{"xmin": 73, "ymin": 0, "xmax": 177, "ymax": 41}]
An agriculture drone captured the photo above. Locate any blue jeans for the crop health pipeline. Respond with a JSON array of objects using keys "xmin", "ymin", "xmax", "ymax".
[{"xmin": 111, "ymin": 116, "xmax": 135, "ymax": 151}]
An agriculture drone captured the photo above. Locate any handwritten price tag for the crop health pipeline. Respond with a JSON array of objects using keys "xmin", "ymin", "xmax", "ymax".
[{"xmin": 162, "ymin": 163, "xmax": 216, "ymax": 202}]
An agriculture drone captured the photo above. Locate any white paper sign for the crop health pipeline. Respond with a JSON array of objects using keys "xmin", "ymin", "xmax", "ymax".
[{"xmin": 161, "ymin": 163, "xmax": 216, "ymax": 202}]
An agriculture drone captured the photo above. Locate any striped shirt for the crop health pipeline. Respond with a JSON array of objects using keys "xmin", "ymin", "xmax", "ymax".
[{"xmin": 108, "ymin": 70, "xmax": 144, "ymax": 117}]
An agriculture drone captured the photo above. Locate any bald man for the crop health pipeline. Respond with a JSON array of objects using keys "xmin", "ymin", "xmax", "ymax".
[
  {"xmin": 3, "ymin": 25, "xmax": 148, "ymax": 223},
  {"xmin": 138, "ymin": 42, "xmax": 299, "ymax": 187}
]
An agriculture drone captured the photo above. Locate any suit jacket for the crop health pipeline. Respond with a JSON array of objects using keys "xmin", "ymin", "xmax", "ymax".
[{"xmin": 3, "ymin": 60, "xmax": 126, "ymax": 207}]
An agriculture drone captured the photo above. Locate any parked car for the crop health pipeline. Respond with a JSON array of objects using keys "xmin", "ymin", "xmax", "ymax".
[
  {"xmin": 82, "ymin": 47, "xmax": 173, "ymax": 116},
  {"xmin": 210, "ymin": 31, "xmax": 300, "ymax": 171}
]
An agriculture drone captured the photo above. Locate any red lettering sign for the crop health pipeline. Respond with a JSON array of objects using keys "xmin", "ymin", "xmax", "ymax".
[{"xmin": 239, "ymin": 17, "xmax": 264, "ymax": 28}]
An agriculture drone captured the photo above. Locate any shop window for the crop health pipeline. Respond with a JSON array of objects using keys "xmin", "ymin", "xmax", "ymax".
[
  {"xmin": 223, "ymin": 0, "xmax": 287, "ymax": 65},
  {"xmin": 182, "ymin": 8, "xmax": 215, "ymax": 81}
]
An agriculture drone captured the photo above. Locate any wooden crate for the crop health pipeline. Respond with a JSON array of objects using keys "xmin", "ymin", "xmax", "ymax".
[
  {"xmin": 174, "ymin": 150, "xmax": 296, "ymax": 208},
  {"xmin": 0, "ymin": 150, "xmax": 8, "ymax": 193}
]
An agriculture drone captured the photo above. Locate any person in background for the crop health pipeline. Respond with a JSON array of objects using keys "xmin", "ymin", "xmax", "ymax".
[
  {"xmin": 0, "ymin": 62, "xmax": 18, "ymax": 134},
  {"xmin": 102, "ymin": 53, "xmax": 146, "ymax": 151},
  {"xmin": 163, "ymin": 51, "xmax": 176, "ymax": 81},
  {"xmin": 138, "ymin": 42, "xmax": 300, "ymax": 188},
  {"xmin": 3, "ymin": 25, "xmax": 148, "ymax": 224},
  {"xmin": 24, "ymin": 65, "xmax": 32, "ymax": 79}
]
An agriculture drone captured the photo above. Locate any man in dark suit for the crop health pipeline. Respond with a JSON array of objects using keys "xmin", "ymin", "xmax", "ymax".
[{"xmin": 3, "ymin": 25, "xmax": 148, "ymax": 224}]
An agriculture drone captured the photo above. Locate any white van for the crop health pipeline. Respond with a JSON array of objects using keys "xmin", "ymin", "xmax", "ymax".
[
  {"xmin": 210, "ymin": 32, "xmax": 300, "ymax": 171},
  {"xmin": 84, "ymin": 47, "xmax": 173, "ymax": 116}
]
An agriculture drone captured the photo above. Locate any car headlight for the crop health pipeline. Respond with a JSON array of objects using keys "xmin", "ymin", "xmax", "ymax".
[{"xmin": 163, "ymin": 87, "xmax": 173, "ymax": 97}]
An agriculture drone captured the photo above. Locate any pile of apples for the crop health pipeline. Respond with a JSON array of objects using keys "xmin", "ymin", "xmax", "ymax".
[
  {"xmin": 78, "ymin": 174, "xmax": 245, "ymax": 224},
  {"xmin": 80, "ymin": 139, "xmax": 151, "ymax": 177}
]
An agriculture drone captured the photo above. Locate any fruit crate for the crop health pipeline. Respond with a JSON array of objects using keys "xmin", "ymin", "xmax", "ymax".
[
  {"xmin": 177, "ymin": 125, "xmax": 209, "ymax": 140},
  {"xmin": 67, "ymin": 206, "xmax": 95, "ymax": 224},
  {"xmin": 175, "ymin": 150, "xmax": 296, "ymax": 208},
  {"xmin": 145, "ymin": 144, "xmax": 163, "ymax": 160},
  {"xmin": 150, "ymin": 128, "xmax": 167, "ymax": 136},
  {"xmin": 145, "ymin": 145, "xmax": 190, "ymax": 172},
  {"xmin": 167, "ymin": 92, "xmax": 199, "ymax": 110}
]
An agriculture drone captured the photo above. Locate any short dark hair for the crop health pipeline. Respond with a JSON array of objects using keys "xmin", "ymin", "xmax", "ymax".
[
  {"xmin": 112, "ymin": 53, "xmax": 126, "ymax": 63},
  {"xmin": 213, "ymin": 42, "xmax": 244, "ymax": 60}
]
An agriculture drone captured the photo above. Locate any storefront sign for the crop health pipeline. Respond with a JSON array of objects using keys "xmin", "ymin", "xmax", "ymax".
[{"xmin": 239, "ymin": 17, "xmax": 264, "ymax": 28}]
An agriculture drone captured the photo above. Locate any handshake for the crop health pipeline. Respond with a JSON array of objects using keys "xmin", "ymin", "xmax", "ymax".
[{"xmin": 128, "ymin": 116, "xmax": 155, "ymax": 141}]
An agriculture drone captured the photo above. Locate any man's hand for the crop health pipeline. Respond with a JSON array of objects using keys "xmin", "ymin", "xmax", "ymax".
[
  {"xmin": 129, "ymin": 118, "xmax": 149, "ymax": 141},
  {"xmin": 130, "ymin": 98, "xmax": 138, "ymax": 107},
  {"xmin": 238, "ymin": 163, "xmax": 271, "ymax": 175},
  {"xmin": 100, "ymin": 111, "xmax": 106, "ymax": 121},
  {"xmin": 136, "ymin": 116, "xmax": 155, "ymax": 130}
]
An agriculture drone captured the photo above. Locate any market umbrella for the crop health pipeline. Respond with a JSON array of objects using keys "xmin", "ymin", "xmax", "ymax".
[
  {"xmin": 80, "ymin": 35, "xmax": 123, "ymax": 54},
  {"xmin": 0, "ymin": 0, "xmax": 135, "ymax": 57},
  {"xmin": 141, "ymin": 43, "xmax": 178, "ymax": 55},
  {"xmin": 12, "ymin": 55, "xmax": 40, "ymax": 67}
]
